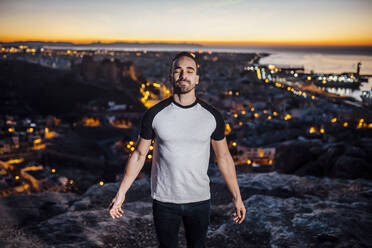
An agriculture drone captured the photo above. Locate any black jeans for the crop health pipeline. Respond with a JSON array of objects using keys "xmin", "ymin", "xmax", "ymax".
[{"xmin": 152, "ymin": 198, "xmax": 211, "ymax": 248}]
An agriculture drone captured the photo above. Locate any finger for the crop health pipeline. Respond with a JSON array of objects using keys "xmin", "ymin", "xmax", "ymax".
[
  {"xmin": 238, "ymin": 208, "xmax": 242, "ymax": 218},
  {"xmin": 117, "ymin": 208, "xmax": 123, "ymax": 216},
  {"xmin": 111, "ymin": 208, "xmax": 120, "ymax": 218},
  {"xmin": 237, "ymin": 209, "xmax": 243, "ymax": 223},
  {"xmin": 240, "ymin": 209, "xmax": 246, "ymax": 222},
  {"xmin": 238, "ymin": 211, "xmax": 245, "ymax": 224},
  {"xmin": 115, "ymin": 209, "xmax": 122, "ymax": 217},
  {"xmin": 239, "ymin": 216, "xmax": 245, "ymax": 224}
]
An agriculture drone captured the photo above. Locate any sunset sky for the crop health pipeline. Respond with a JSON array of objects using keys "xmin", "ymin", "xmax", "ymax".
[{"xmin": 0, "ymin": 0, "xmax": 371, "ymax": 46}]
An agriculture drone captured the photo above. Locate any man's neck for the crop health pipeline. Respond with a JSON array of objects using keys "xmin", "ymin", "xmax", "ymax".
[{"xmin": 172, "ymin": 92, "xmax": 197, "ymax": 107}]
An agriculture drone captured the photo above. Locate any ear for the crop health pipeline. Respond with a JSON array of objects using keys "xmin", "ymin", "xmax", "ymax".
[{"xmin": 196, "ymin": 75, "xmax": 200, "ymax": 85}]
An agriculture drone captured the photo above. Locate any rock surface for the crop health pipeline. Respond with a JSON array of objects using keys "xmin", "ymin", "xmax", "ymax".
[
  {"xmin": 1, "ymin": 170, "xmax": 372, "ymax": 248},
  {"xmin": 274, "ymin": 138, "xmax": 372, "ymax": 180}
]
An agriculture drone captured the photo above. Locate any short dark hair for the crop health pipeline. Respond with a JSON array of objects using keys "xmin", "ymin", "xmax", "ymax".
[{"xmin": 171, "ymin": 52, "xmax": 199, "ymax": 75}]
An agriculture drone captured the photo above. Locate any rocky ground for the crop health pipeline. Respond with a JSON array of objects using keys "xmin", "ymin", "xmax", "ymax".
[
  {"xmin": 1, "ymin": 164, "xmax": 372, "ymax": 248},
  {"xmin": 273, "ymin": 137, "xmax": 372, "ymax": 180}
]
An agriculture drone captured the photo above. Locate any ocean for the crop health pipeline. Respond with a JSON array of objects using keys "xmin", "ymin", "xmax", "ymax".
[
  {"xmin": 48, "ymin": 44, "xmax": 372, "ymax": 101},
  {"xmin": 259, "ymin": 52, "xmax": 372, "ymax": 101}
]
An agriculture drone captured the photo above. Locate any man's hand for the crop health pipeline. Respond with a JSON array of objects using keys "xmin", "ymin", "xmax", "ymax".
[
  {"xmin": 109, "ymin": 194, "xmax": 125, "ymax": 219},
  {"xmin": 232, "ymin": 197, "xmax": 246, "ymax": 224}
]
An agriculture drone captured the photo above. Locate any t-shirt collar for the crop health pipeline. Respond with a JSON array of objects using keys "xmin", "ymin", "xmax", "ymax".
[{"xmin": 171, "ymin": 96, "xmax": 198, "ymax": 109}]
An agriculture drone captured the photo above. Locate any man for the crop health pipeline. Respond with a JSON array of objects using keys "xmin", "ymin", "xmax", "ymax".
[{"xmin": 109, "ymin": 52, "xmax": 246, "ymax": 248}]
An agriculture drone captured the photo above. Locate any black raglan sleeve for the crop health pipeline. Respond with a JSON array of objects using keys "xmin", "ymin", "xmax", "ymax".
[
  {"xmin": 211, "ymin": 109, "xmax": 226, "ymax": 141},
  {"xmin": 139, "ymin": 109, "xmax": 155, "ymax": 140}
]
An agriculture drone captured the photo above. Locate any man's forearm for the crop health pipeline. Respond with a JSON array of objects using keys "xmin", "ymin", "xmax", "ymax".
[
  {"xmin": 216, "ymin": 154, "xmax": 242, "ymax": 201},
  {"xmin": 116, "ymin": 150, "xmax": 147, "ymax": 197}
]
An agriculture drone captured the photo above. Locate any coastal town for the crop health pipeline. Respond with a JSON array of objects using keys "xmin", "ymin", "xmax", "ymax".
[
  {"xmin": 2, "ymin": 0, "xmax": 372, "ymax": 246},
  {"xmin": 0, "ymin": 40, "xmax": 371, "ymax": 247},
  {"xmin": 1, "ymin": 44, "xmax": 371, "ymax": 198}
]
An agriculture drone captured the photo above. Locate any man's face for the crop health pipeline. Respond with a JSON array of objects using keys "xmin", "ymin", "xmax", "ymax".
[{"xmin": 170, "ymin": 56, "xmax": 199, "ymax": 94}]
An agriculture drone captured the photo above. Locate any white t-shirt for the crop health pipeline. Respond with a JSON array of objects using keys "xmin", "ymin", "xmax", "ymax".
[{"xmin": 139, "ymin": 96, "xmax": 225, "ymax": 203}]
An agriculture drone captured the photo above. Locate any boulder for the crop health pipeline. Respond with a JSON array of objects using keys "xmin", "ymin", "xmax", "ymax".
[
  {"xmin": 0, "ymin": 192, "xmax": 78, "ymax": 226},
  {"xmin": 207, "ymin": 194, "xmax": 372, "ymax": 247},
  {"xmin": 331, "ymin": 155, "xmax": 372, "ymax": 179},
  {"xmin": 274, "ymin": 139, "xmax": 323, "ymax": 173}
]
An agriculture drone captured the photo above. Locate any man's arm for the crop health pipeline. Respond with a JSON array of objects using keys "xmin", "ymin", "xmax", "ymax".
[
  {"xmin": 211, "ymin": 137, "xmax": 246, "ymax": 224},
  {"xmin": 109, "ymin": 136, "xmax": 152, "ymax": 219}
]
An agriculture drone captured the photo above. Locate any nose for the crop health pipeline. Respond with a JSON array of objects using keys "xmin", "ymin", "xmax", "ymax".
[{"xmin": 179, "ymin": 70, "xmax": 186, "ymax": 80}]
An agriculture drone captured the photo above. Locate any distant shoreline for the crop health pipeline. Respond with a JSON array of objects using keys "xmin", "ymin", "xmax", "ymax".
[{"xmin": 1, "ymin": 41, "xmax": 372, "ymax": 56}]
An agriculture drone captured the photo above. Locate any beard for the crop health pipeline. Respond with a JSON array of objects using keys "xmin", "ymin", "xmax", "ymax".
[{"xmin": 172, "ymin": 80, "xmax": 196, "ymax": 94}]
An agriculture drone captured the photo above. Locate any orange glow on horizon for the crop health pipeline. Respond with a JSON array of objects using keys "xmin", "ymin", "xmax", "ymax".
[
  {"xmin": 1, "ymin": 0, "xmax": 371, "ymax": 49},
  {"xmin": 1, "ymin": 36, "xmax": 372, "ymax": 47}
]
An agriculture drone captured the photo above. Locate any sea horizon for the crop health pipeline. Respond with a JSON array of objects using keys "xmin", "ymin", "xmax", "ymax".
[{"xmin": 2, "ymin": 41, "xmax": 372, "ymax": 100}]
